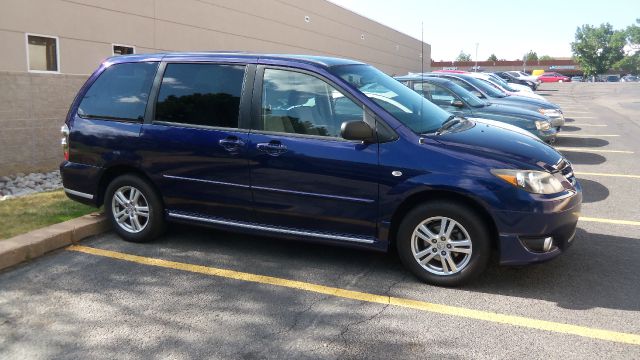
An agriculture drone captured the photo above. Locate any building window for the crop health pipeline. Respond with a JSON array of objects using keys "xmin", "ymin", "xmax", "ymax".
[
  {"xmin": 26, "ymin": 34, "xmax": 59, "ymax": 72},
  {"xmin": 113, "ymin": 44, "xmax": 135, "ymax": 56}
]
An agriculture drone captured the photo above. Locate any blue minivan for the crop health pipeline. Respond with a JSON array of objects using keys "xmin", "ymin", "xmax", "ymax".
[{"xmin": 61, "ymin": 53, "xmax": 582, "ymax": 286}]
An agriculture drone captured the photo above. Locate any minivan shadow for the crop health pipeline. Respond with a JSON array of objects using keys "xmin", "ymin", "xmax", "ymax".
[{"xmin": 577, "ymin": 178, "xmax": 609, "ymax": 203}]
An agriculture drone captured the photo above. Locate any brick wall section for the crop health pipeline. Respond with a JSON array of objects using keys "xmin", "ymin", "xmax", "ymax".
[{"xmin": 0, "ymin": 71, "xmax": 88, "ymax": 176}]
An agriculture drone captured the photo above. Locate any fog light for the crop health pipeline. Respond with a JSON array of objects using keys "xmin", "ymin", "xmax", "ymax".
[{"xmin": 520, "ymin": 236, "xmax": 555, "ymax": 253}]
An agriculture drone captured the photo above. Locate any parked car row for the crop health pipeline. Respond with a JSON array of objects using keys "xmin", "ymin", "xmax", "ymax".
[
  {"xmin": 396, "ymin": 70, "xmax": 565, "ymax": 143},
  {"xmin": 61, "ymin": 53, "xmax": 581, "ymax": 287}
]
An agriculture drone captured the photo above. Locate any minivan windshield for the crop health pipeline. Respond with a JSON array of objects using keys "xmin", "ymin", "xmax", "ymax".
[{"xmin": 330, "ymin": 65, "xmax": 451, "ymax": 134}]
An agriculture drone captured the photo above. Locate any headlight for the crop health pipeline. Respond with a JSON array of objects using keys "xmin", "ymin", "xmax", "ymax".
[
  {"xmin": 538, "ymin": 108, "xmax": 562, "ymax": 118},
  {"xmin": 491, "ymin": 169, "xmax": 565, "ymax": 194},
  {"xmin": 535, "ymin": 120, "xmax": 551, "ymax": 131}
]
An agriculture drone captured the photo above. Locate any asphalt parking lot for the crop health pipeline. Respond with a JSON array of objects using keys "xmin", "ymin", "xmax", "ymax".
[{"xmin": 1, "ymin": 82, "xmax": 640, "ymax": 359}]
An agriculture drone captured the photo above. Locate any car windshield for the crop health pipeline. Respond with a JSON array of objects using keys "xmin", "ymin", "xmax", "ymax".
[
  {"xmin": 462, "ymin": 76, "xmax": 507, "ymax": 98},
  {"xmin": 487, "ymin": 75, "xmax": 517, "ymax": 92},
  {"xmin": 330, "ymin": 65, "xmax": 451, "ymax": 134},
  {"xmin": 443, "ymin": 82, "xmax": 486, "ymax": 107}
]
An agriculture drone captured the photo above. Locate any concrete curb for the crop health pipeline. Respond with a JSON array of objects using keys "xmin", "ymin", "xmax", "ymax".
[{"xmin": 0, "ymin": 213, "xmax": 109, "ymax": 271}]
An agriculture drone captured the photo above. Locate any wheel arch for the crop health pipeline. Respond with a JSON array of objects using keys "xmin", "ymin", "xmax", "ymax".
[
  {"xmin": 96, "ymin": 165, "xmax": 162, "ymax": 208},
  {"xmin": 387, "ymin": 189, "xmax": 499, "ymax": 250}
]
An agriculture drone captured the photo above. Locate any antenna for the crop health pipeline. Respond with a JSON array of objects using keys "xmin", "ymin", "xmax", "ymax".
[{"xmin": 421, "ymin": 21, "xmax": 424, "ymax": 118}]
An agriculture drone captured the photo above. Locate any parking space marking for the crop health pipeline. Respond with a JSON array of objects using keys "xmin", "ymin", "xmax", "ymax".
[
  {"xmin": 580, "ymin": 217, "xmax": 640, "ymax": 226},
  {"xmin": 555, "ymin": 147, "xmax": 634, "ymax": 154},
  {"xmin": 556, "ymin": 134, "xmax": 619, "ymax": 137},
  {"xmin": 572, "ymin": 124, "xmax": 607, "ymax": 127},
  {"xmin": 66, "ymin": 245, "xmax": 640, "ymax": 346},
  {"xmin": 566, "ymin": 116, "xmax": 595, "ymax": 119},
  {"xmin": 575, "ymin": 172, "xmax": 640, "ymax": 179}
]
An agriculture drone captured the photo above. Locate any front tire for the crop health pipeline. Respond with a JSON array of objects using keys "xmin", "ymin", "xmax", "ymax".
[
  {"xmin": 396, "ymin": 201, "xmax": 491, "ymax": 286},
  {"xmin": 105, "ymin": 174, "xmax": 165, "ymax": 243}
]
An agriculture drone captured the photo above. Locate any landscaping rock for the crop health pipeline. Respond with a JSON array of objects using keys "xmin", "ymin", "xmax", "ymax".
[{"xmin": 0, "ymin": 170, "xmax": 63, "ymax": 200}]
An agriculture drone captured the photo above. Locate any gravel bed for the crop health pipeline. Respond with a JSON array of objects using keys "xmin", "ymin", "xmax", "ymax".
[{"xmin": 0, "ymin": 171, "xmax": 63, "ymax": 200}]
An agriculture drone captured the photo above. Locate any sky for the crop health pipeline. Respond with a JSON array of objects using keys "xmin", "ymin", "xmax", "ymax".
[{"xmin": 328, "ymin": 0, "xmax": 639, "ymax": 61}]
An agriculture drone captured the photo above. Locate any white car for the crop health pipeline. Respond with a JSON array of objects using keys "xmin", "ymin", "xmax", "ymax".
[
  {"xmin": 466, "ymin": 72, "xmax": 547, "ymax": 102},
  {"xmin": 507, "ymin": 71, "xmax": 541, "ymax": 85}
]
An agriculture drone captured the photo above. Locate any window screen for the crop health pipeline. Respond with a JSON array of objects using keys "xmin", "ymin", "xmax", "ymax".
[
  {"xmin": 78, "ymin": 62, "xmax": 158, "ymax": 121},
  {"xmin": 155, "ymin": 63, "xmax": 245, "ymax": 128}
]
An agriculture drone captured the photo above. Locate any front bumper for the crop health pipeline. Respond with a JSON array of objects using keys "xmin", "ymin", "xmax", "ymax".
[{"xmin": 494, "ymin": 184, "xmax": 582, "ymax": 265}]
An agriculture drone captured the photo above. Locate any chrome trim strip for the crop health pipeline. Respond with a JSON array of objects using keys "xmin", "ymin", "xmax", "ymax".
[
  {"xmin": 167, "ymin": 212, "xmax": 375, "ymax": 244},
  {"xmin": 164, "ymin": 174, "xmax": 374, "ymax": 203},
  {"xmin": 252, "ymin": 185, "xmax": 374, "ymax": 204},
  {"xmin": 64, "ymin": 188, "xmax": 94, "ymax": 200},
  {"xmin": 163, "ymin": 175, "xmax": 250, "ymax": 189}
]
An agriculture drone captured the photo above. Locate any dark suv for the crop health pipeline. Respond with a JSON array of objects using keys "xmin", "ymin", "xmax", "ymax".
[{"xmin": 61, "ymin": 53, "xmax": 582, "ymax": 286}]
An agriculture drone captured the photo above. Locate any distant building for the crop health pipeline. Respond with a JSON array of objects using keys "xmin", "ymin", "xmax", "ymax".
[
  {"xmin": 430, "ymin": 59, "xmax": 582, "ymax": 75},
  {"xmin": 0, "ymin": 0, "xmax": 430, "ymax": 175}
]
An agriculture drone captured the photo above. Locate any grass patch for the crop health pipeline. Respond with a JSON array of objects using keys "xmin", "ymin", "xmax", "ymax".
[{"xmin": 0, "ymin": 190, "xmax": 97, "ymax": 240}]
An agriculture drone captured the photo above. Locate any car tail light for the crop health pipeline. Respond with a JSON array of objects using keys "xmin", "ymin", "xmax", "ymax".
[{"xmin": 61, "ymin": 124, "xmax": 69, "ymax": 161}]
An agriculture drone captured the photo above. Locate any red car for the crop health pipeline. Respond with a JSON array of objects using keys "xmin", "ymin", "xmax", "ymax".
[{"xmin": 538, "ymin": 72, "xmax": 571, "ymax": 83}]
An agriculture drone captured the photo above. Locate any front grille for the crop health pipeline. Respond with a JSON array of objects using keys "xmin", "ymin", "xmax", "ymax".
[{"xmin": 556, "ymin": 158, "xmax": 576, "ymax": 185}]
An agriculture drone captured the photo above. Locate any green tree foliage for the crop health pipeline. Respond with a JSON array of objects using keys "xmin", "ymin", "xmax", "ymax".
[
  {"xmin": 487, "ymin": 53, "xmax": 498, "ymax": 62},
  {"xmin": 571, "ymin": 23, "xmax": 626, "ymax": 76},
  {"xmin": 523, "ymin": 50, "xmax": 538, "ymax": 63},
  {"xmin": 456, "ymin": 51, "xmax": 472, "ymax": 62},
  {"xmin": 613, "ymin": 19, "xmax": 640, "ymax": 74},
  {"xmin": 539, "ymin": 55, "xmax": 555, "ymax": 61}
]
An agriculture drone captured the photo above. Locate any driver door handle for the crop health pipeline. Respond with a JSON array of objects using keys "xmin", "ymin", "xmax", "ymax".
[{"xmin": 257, "ymin": 141, "xmax": 288, "ymax": 156}]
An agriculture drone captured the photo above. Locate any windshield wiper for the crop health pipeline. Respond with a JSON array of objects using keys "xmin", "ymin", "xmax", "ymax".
[{"xmin": 435, "ymin": 115, "xmax": 462, "ymax": 135}]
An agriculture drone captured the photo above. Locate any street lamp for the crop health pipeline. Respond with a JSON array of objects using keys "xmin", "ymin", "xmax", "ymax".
[{"xmin": 475, "ymin": 43, "xmax": 479, "ymax": 72}]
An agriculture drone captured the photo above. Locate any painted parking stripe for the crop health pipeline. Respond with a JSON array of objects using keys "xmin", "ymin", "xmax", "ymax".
[
  {"xmin": 567, "ymin": 116, "xmax": 595, "ymax": 119},
  {"xmin": 571, "ymin": 124, "xmax": 607, "ymax": 127},
  {"xmin": 580, "ymin": 217, "xmax": 640, "ymax": 226},
  {"xmin": 556, "ymin": 134, "xmax": 619, "ymax": 137},
  {"xmin": 66, "ymin": 245, "xmax": 640, "ymax": 346},
  {"xmin": 575, "ymin": 172, "xmax": 640, "ymax": 179},
  {"xmin": 554, "ymin": 147, "xmax": 634, "ymax": 154}
]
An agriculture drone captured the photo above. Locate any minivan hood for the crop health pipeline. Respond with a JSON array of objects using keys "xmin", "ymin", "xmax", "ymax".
[
  {"xmin": 488, "ymin": 96, "xmax": 559, "ymax": 110},
  {"xmin": 431, "ymin": 119, "xmax": 562, "ymax": 171}
]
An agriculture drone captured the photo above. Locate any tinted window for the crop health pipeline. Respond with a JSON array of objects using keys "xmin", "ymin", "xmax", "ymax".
[
  {"xmin": 78, "ymin": 62, "xmax": 158, "ymax": 120},
  {"xmin": 155, "ymin": 63, "xmax": 245, "ymax": 127},
  {"xmin": 260, "ymin": 69, "xmax": 363, "ymax": 138}
]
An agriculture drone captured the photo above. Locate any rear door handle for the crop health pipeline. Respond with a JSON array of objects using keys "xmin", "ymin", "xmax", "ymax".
[
  {"xmin": 257, "ymin": 141, "xmax": 288, "ymax": 156},
  {"xmin": 219, "ymin": 136, "xmax": 245, "ymax": 152}
]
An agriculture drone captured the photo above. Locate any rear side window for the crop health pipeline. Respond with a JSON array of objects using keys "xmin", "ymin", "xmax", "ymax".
[
  {"xmin": 78, "ymin": 62, "xmax": 158, "ymax": 121},
  {"xmin": 155, "ymin": 63, "xmax": 245, "ymax": 128}
]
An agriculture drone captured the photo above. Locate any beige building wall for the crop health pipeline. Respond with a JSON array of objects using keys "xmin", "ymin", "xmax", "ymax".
[{"xmin": 0, "ymin": 0, "xmax": 431, "ymax": 175}]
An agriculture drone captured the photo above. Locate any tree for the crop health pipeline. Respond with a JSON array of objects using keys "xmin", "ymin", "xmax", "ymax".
[
  {"xmin": 487, "ymin": 53, "xmax": 498, "ymax": 62},
  {"xmin": 571, "ymin": 23, "xmax": 626, "ymax": 77},
  {"xmin": 523, "ymin": 50, "xmax": 538, "ymax": 63},
  {"xmin": 613, "ymin": 19, "xmax": 640, "ymax": 74},
  {"xmin": 456, "ymin": 51, "xmax": 472, "ymax": 62},
  {"xmin": 539, "ymin": 55, "xmax": 555, "ymax": 61}
]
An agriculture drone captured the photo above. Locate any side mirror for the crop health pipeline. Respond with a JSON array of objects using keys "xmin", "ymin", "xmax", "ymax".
[
  {"xmin": 451, "ymin": 99, "xmax": 465, "ymax": 107},
  {"xmin": 341, "ymin": 120, "xmax": 375, "ymax": 142}
]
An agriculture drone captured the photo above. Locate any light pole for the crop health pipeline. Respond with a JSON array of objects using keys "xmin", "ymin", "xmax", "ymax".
[{"xmin": 475, "ymin": 43, "xmax": 479, "ymax": 72}]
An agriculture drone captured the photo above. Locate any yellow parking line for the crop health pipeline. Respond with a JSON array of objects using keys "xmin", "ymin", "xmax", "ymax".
[
  {"xmin": 556, "ymin": 134, "xmax": 619, "ymax": 137},
  {"xmin": 554, "ymin": 147, "xmax": 634, "ymax": 154},
  {"xmin": 575, "ymin": 172, "xmax": 640, "ymax": 179},
  {"xmin": 580, "ymin": 217, "xmax": 640, "ymax": 226},
  {"xmin": 66, "ymin": 245, "xmax": 640, "ymax": 346}
]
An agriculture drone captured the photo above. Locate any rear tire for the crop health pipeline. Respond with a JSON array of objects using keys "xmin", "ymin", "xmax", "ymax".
[
  {"xmin": 396, "ymin": 201, "xmax": 491, "ymax": 286},
  {"xmin": 105, "ymin": 174, "xmax": 165, "ymax": 243}
]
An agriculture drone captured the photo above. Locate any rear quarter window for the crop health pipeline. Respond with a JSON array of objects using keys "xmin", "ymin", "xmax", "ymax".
[{"xmin": 78, "ymin": 62, "xmax": 158, "ymax": 121}]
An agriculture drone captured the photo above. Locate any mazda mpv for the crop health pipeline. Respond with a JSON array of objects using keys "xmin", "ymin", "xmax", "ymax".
[{"xmin": 61, "ymin": 53, "xmax": 582, "ymax": 286}]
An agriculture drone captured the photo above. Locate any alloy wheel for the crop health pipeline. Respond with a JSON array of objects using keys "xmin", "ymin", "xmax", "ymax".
[
  {"xmin": 410, "ymin": 216, "xmax": 472, "ymax": 275},
  {"xmin": 111, "ymin": 186, "xmax": 150, "ymax": 233}
]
